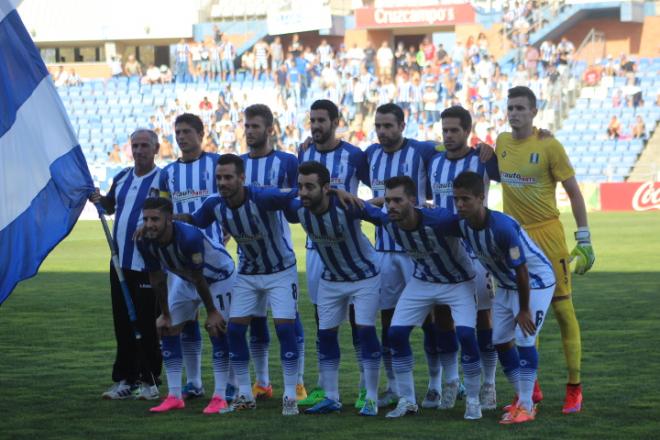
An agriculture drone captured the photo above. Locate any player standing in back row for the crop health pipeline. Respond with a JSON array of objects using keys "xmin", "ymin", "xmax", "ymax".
[
  {"xmin": 239, "ymin": 104, "xmax": 307, "ymax": 402},
  {"xmin": 497, "ymin": 86, "xmax": 595, "ymax": 413},
  {"xmin": 158, "ymin": 113, "xmax": 223, "ymax": 401},
  {"xmin": 428, "ymin": 106, "xmax": 499, "ymax": 410},
  {"xmin": 298, "ymin": 99, "xmax": 370, "ymax": 408},
  {"xmin": 365, "ymin": 103, "xmax": 438, "ymax": 408}
]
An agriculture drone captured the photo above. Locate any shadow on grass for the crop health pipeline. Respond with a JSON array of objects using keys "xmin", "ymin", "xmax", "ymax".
[{"xmin": 1, "ymin": 271, "xmax": 659, "ymax": 440}]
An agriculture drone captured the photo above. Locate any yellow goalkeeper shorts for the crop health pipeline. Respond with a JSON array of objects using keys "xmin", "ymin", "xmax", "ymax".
[{"xmin": 523, "ymin": 218, "xmax": 572, "ymax": 298}]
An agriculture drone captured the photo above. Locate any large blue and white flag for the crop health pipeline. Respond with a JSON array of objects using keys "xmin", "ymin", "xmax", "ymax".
[{"xmin": 0, "ymin": 0, "xmax": 94, "ymax": 304}]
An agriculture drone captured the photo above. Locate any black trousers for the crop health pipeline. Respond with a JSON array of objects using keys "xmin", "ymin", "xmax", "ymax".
[{"xmin": 109, "ymin": 264, "xmax": 162, "ymax": 384}]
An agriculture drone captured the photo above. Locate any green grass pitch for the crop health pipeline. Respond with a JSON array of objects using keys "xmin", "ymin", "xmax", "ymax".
[{"xmin": 1, "ymin": 212, "xmax": 659, "ymax": 440}]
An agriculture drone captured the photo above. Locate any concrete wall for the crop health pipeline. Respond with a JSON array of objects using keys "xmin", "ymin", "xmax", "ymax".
[{"xmin": 563, "ymin": 16, "xmax": 660, "ymax": 58}]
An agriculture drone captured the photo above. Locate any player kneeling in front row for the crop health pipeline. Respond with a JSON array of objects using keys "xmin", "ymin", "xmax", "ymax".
[
  {"xmin": 137, "ymin": 197, "xmax": 236, "ymax": 414},
  {"xmin": 453, "ymin": 172, "xmax": 556, "ymax": 424},
  {"xmin": 282, "ymin": 161, "xmax": 382, "ymax": 416},
  {"xmin": 361, "ymin": 177, "xmax": 483, "ymax": 420}
]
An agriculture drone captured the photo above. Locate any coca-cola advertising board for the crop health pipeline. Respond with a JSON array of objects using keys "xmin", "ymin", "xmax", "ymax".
[{"xmin": 600, "ymin": 182, "xmax": 660, "ymax": 211}]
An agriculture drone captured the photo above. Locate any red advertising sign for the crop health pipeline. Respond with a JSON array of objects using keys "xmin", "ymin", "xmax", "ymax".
[
  {"xmin": 600, "ymin": 182, "xmax": 660, "ymax": 211},
  {"xmin": 355, "ymin": 4, "xmax": 475, "ymax": 28}
]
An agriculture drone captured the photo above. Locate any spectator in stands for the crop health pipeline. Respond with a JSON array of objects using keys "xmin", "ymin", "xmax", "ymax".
[
  {"xmin": 160, "ymin": 65, "xmax": 172, "ymax": 84},
  {"xmin": 144, "ymin": 64, "xmax": 161, "ymax": 85},
  {"xmin": 607, "ymin": 115, "xmax": 622, "ymax": 139},
  {"xmin": 632, "ymin": 115, "xmax": 646, "ymax": 139},
  {"xmin": 67, "ymin": 68, "xmax": 81, "ymax": 86},
  {"xmin": 422, "ymin": 37, "xmax": 435, "ymax": 63},
  {"xmin": 159, "ymin": 137, "xmax": 176, "ymax": 160},
  {"xmin": 376, "ymin": 40, "xmax": 394, "ymax": 80},
  {"xmin": 108, "ymin": 144, "xmax": 121, "ymax": 164},
  {"xmin": 254, "ymin": 39, "xmax": 269, "ymax": 78},
  {"xmin": 347, "ymin": 43, "xmax": 365, "ymax": 76},
  {"xmin": 436, "ymin": 43, "xmax": 449, "ymax": 66},
  {"xmin": 270, "ymin": 36, "xmax": 284, "ymax": 73},
  {"xmin": 539, "ymin": 39, "xmax": 555, "ymax": 70},
  {"xmin": 53, "ymin": 66, "xmax": 68, "ymax": 87},
  {"xmin": 556, "ymin": 37, "xmax": 574, "ymax": 73},
  {"xmin": 623, "ymin": 76, "xmax": 643, "ymax": 107},
  {"xmin": 620, "ymin": 54, "xmax": 636, "ymax": 78},
  {"xmin": 525, "ymin": 44, "xmax": 539, "ymax": 76},
  {"xmin": 109, "ymin": 55, "xmax": 123, "ymax": 78},
  {"xmin": 175, "ymin": 39, "xmax": 190, "ymax": 83},
  {"xmin": 200, "ymin": 42, "xmax": 212, "ymax": 83},
  {"xmin": 241, "ymin": 49, "xmax": 255, "ymax": 79},
  {"xmin": 451, "ymin": 41, "xmax": 465, "ymax": 71},
  {"xmin": 221, "ymin": 35, "xmax": 235, "ymax": 81},
  {"xmin": 189, "ymin": 42, "xmax": 201, "ymax": 82},
  {"xmin": 288, "ymin": 33, "xmax": 302, "ymax": 57},
  {"xmin": 364, "ymin": 41, "xmax": 376, "ymax": 74},
  {"xmin": 123, "ymin": 54, "xmax": 142, "ymax": 78},
  {"xmin": 317, "ymin": 39, "xmax": 333, "ymax": 66}
]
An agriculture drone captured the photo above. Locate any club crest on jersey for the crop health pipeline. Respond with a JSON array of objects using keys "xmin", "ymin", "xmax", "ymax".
[
  {"xmin": 529, "ymin": 153, "xmax": 540, "ymax": 164},
  {"xmin": 509, "ymin": 246, "xmax": 521, "ymax": 260},
  {"xmin": 191, "ymin": 253, "xmax": 203, "ymax": 264}
]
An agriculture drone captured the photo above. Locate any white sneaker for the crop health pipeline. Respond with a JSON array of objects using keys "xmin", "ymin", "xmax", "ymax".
[
  {"xmin": 134, "ymin": 383, "xmax": 160, "ymax": 400},
  {"xmin": 479, "ymin": 383, "xmax": 497, "ymax": 410},
  {"xmin": 385, "ymin": 398, "xmax": 418, "ymax": 418},
  {"xmin": 464, "ymin": 397, "xmax": 482, "ymax": 420},
  {"xmin": 421, "ymin": 388, "xmax": 441, "ymax": 409},
  {"xmin": 101, "ymin": 380, "xmax": 136, "ymax": 400},
  {"xmin": 439, "ymin": 381, "xmax": 459, "ymax": 410},
  {"xmin": 282, "ymin": 396, "xmax": 299, "ymax": 416}
]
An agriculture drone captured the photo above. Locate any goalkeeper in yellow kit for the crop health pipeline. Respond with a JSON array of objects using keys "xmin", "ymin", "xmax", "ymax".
[{"xmin": 495, "ymin": 86, "xmax": 595, "ymax": 414}]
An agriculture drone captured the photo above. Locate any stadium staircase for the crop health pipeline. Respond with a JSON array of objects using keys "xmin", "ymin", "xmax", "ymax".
[
  {"xmin": 553, "ymin": 57, "xmax": 660, "ymax": 182},
  {"xmin": 499, "ymin": 1, "xmax": 638, "ymax": 66},
  {"xmin": 628, "ymin": 127, "xmax": 660, "ymax": 181}
]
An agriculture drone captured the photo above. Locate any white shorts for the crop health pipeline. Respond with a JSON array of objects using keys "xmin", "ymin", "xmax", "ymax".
[
  {"xmin": 168, "ymin": 272, "xmax": 235, "ymax": 326},
  {"xmin": 378, "ymin": 252, "xmax": 413, "ymax": 310},
  {"xmin": 491, "ymin": 285, "xmax": 555, "ymax": 347},
  {"xmin": 306, "ymin": 248, "xmax": 323, "ymax": 305},
  {"xmin": 473, "ymin": 259, "xmax": 494, "ymax": 311},
  {"xmin": 230, "ymin": 265, "xmax": 299, "ymax": 320},
  {"xmin": 391, "ymin": 277, "xmax": 477, "ymax": 328},
  {"xmin": 317, "ymin": 275, "xmax": 381, "ymax": 330}
]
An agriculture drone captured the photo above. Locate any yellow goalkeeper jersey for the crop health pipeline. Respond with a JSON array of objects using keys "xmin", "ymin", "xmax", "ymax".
[{"xmin": 495, "ymin": 130, "xmax": 575, "ymax": 226}]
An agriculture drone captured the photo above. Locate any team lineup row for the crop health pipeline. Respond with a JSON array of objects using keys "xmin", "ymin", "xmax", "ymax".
[{"xmin": 92, "ymin": 89, "xmax": 594, "ymax": 424}]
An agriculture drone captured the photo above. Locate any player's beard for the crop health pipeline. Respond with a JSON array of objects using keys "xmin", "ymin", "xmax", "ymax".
[
  {"xmin": 247, "ymin": 133, "xmax": 268, "ymax": 151},
  {"xmin": 312, "ymin": 129, "xmax": 331, "ymax": 145}
]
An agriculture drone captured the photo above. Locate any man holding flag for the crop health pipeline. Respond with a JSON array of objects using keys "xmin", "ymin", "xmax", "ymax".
[{"xmin": 89, "ymin": 129, "xmax": 163, "ymax": 400}]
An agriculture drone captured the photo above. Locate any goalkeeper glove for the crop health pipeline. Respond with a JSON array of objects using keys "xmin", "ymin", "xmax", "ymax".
[{"xmin": 569, "ymin": 227, "xmax": 595, "ymax": 275}]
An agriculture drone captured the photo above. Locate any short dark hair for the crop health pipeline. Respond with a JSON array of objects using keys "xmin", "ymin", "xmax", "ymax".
[
  {"xmin": 440, "ymin": 106, "xmax": 472, "ymax": 132},
  {"xmin": 298, "ymin": 161, "xmax": 330, "ymax": 187},
  {"xmin": 310, "ymin": 99, "xmax": 339, "ymax": 121},
  {"xmin": 174, "ymin": 113, "xmax": 204, "ymax": 135},
  {"xmin": 385, "ymin": 176, "xmax": 416, "ymax": 198},
  {"xmin": 244, "ymin": 104, "xmax": 274, "ymax": 127},
  {"xmin": 507, "ymin": 86, "xmax": 537, "ymax": 109},
  {"xmin": 143, "ymin": 197, "xmax": 173, "ymax": 214},
  {"xmin": 453, "ymin": 171, "xmax": 484, "ymax": 196},
  {"xmin": 376, "ymin": 103, "xmax": 405, "ymax": 124},
  {"xmin": 217, "ymin": 153, "xmax": 245, "ymax": 175}
]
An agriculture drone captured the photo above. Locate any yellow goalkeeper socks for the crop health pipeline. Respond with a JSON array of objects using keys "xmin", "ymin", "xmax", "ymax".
[{"xmin": 552, "ymin": 298, "xmax": 582, "ymax": 384}]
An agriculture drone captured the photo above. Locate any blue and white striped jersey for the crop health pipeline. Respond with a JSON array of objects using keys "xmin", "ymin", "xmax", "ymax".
[
  {"xmin": 298, "ymin": 141, "xmax": 369, "ymax": 194},
  {"xmin": 137, "ymin": 221, "xmax": 234, "ymax": 284},
  {"xmin": 365, "ymin": 138, "xmax": 437, "ymax": 252},
  {"xmin": 459, "ymin": 210, "xmax": 556, "ymax": 290},
  {"xmin": 299, "ymin": 140, "xmax": 369, "ymax": 249},
  {"xmin": 241, "ymin": 150, "xmax": 298, "ymax": 189},
  {"xmin": 362, "ymin": 204, "xmax": 474, "ymax": 284},
  {"xmin": 106, "ymin": 166, "xmax": 160, "ymax": 271},
  {"xmin": 429, "ymin": 147, "xmax": 499, "ymax": 212},
  {"xmin": 158, "ymin": 152, "xmax": 223, "ymax": 245},
  {"xmin": 191, "ymin": 187, "xmax": 296, "ymax": 275},
  {"xmin": 285, "ymin": 196, "xmax": 379, "ymax": 282}
]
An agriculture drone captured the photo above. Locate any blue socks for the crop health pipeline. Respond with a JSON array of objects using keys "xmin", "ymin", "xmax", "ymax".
[
  {"xmin": 318, "ymin": 329, "xmax": 341, "ymax": 401},
  {"xmin": 249, "ymin": 316, "xmax": 270, "ymax": 387},
  {"xmin": 275, "ymin": 322, "xmax": 299, "ymax": 400},
  {"xmin": 162, "ymin": 335, "xmax": 183, "ymax": 398},
  {"xmin": 181, "ymin": 321, "xmax": 202, "ymax": 388},
  {"xmin": 228, "ymin": 322, "xmax": 252, "ymax": 397}
]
